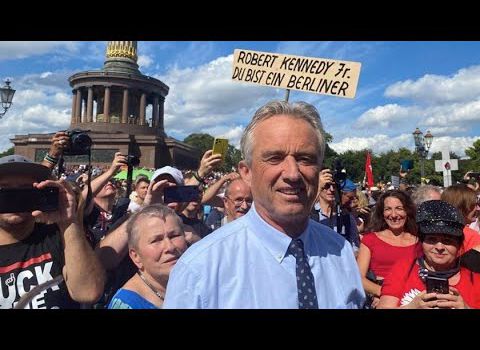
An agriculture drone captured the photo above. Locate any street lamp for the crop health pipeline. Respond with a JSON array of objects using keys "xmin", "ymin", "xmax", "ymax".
[
  {"xmin": 412, "ymin": 127, "xmax": 434, "ymax": 184},
  {"xmin": 0, "ymin": 79, "xmax": 16, "ymax": 119}
]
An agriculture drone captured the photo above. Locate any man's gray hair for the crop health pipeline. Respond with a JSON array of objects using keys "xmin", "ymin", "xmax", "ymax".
[
  {"xmin": 127, "ymin": 203, "xmax": 184, "ymax": 249},
  {"xmin": 411, "ymin": 184, "xmax": 442, "ymax": 207},
  {"xmin": 240, "ymin": 100, "xmax": 325, "ymax": 166}
]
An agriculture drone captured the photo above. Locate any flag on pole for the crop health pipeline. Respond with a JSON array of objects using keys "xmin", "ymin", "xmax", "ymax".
[{"xmin": 365, "ymin": 151, "xmax": 374, "ymax": 188}]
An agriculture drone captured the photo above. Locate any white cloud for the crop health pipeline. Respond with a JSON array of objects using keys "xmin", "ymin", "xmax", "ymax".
[
  {"xmin": 385, "ymin": 65, "xmax": 480, "ymax": 104},
  {"xmin": 0, "ymin": 42, "xmax": 78, "ymax": 61},
  {"xmin": 356, "ymin": 104, "xmax": 419, "ymax": 129},
  {"xmin": 158, "ymin": 54, "xmax": 279, "ymax": 141},
  {"xmin": 138, "ymin": 55, "xmax": 153, "ymax": 69},
  {"xmin": 0, "ymin": 104, "xmax": 70, "ymax": 152}
]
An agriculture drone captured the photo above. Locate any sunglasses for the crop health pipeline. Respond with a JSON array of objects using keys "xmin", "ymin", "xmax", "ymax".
[{"xmin": 322, "ymin": 183, "xmax": 336, "ymax": 190}]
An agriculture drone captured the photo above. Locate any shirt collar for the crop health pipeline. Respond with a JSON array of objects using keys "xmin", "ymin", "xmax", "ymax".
[{"xmin": 245, "ymin": 203, "xmax": 310, "ymax": 263}]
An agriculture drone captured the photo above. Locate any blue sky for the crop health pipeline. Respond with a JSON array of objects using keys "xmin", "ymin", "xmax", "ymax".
[{"xmin": 1, "ymin": 41, "xmax": 480, "ymax": 158}]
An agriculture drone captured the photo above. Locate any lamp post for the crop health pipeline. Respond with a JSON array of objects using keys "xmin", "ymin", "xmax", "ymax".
[
  {"xmin": 412, "ymin": 128, "xmax": 434, "ymax": 184},
  {"xmin": 0, "ymin": 79, "xmax": 16, "ymax": 119}
]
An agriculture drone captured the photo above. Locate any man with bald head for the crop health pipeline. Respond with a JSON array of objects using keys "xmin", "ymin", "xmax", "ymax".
[{"xmin": 223, "ymin": 179, "xmax": 252, "ymax": 224}]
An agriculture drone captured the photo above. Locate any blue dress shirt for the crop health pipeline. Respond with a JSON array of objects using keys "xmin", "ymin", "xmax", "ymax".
[{"xmin": 163, "ymin": 203, "xmax": 365, "ymax": 309}]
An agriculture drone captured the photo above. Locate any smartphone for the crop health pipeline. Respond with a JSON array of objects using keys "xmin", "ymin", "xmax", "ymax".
[
  {"xmin": 163, "ymin": 186, "xmax": 200, "ymax": 204},
  {"xmin": 0, "ymin": 187, "xmax": 59, "ymax": 213},
  {"xmin": 212, "ymin": 138, "xmax": 228, "ymax": 161},
  {"xmin": 426, "ymin": 275, "xmax": 449, "ymax": 294}
]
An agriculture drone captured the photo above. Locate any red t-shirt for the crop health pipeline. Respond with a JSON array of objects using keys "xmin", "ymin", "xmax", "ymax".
[
  {"xmin": 381, "ymin": 257, "xmax": 480, "ymax": 308},
  {"xmin": 461, "ymin": 226, "xmax": 480, "ymax": 255},
  {"xmin": 362, "ymin": 232, "xmax": 421, "ymax": 279}
]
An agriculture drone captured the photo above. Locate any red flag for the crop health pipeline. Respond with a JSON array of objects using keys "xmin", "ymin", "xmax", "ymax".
[{"xmin": 365, "ymin": 151, "xmax": 374, "ymax": 188}]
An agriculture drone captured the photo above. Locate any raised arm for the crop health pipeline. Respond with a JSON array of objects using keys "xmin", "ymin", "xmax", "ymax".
[
  {"xmin": 32, "ymin": 179, "xmax": 105, "ymax": 303},
  {"xmin": 41, "ymin": 131, "xmax": 70, "ymax": 170},
  {"xmin": 82, "ymin": 152, "xmax": 127, "ymax": 199},
  {"xmin": 201, "ymin": 172, "xmax": 240, "ymax": 205},
  {"xmin": 95, "ymin": 216, "xmax": 130, "ymax": 271},
  {"xmin": 186, "ymin": 150, "xmax": 223, "ymax": 187}
]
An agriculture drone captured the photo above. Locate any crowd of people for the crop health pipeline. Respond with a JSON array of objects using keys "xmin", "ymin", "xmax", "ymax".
[{"xmin": 1, "ymin": 99, "xmax": 480, "ymax": 309}]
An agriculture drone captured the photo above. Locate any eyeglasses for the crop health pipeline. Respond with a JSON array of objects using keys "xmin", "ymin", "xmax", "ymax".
[{"xmin": 226, "ymin": 197, "xmax": 253, "ymax": 207}]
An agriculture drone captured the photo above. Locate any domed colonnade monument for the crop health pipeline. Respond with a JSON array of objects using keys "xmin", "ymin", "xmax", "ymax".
[{"xmin": 12, "ymin": 41, "xmax": 200, "ymax": 169}]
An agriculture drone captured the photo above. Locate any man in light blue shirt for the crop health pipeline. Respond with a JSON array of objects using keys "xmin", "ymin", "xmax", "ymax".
[{"xmin": 163, "ymin": 100, "xmax": 365, "ymax": 309}]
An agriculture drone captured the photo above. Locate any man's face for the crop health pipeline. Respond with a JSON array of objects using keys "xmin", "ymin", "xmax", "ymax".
[
  {"xmin": 341, "ymin": 191, "xmax": 357, "ymax": 209},
  {"xmin": 318, "ymin": 182, "xmax": 336, "ymax": 204},
  {"xmin": 223, "ymin": 180, "xmax": 253, "ymax": 222},
  {"xmin": 135, "ymin": 181, "xmax": 149, "ymax": 201},
  {"xmin": 0, "ymin": 174, "xmax": 37, "ymax": 227},
  {"xmin": 239, "ymin": 116, "xmax": 321, "ymax": 233},
  {"xmin": 97, "ymin": 180, "xmax": 117, "ymax": 198}
]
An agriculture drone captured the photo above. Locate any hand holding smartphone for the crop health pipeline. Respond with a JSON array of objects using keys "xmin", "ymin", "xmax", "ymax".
[
  {"xmin": 212, "ymin": 138, "xmax": 228, "ymax": 161},
  {"xmin": 0, "ymin": 187, "xmax": 59, "ymax": 213},
  {"xmin": 426, "ymin": 275, "xmax": 449, "ymax": 295},
  {"xmin": 163, "ymin": 186, "xmax": 200, "ymax": 204}
]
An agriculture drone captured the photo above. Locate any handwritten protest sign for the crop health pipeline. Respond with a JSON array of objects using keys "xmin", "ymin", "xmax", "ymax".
[{"xmin": 232, "ymin": 49, "xmax": 361, "ymax": 99}]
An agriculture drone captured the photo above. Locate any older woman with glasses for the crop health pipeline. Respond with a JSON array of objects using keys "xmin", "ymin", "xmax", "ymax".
[
  {"xmin": 378, "ymin": 200, "xmax": 480, "ymax": 309},
  {"xmin": 356, "ymin": 190, "xmax": 421, "ymax": 308}
]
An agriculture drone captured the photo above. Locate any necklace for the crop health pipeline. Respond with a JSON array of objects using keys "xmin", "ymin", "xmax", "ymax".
[
  {"xmin": 417, "ymin": 256, "xmax": 460, "ymax": 282},
  {"xmin": 137, "ymin": 271, "xmax": 165, "ymax": 300}
]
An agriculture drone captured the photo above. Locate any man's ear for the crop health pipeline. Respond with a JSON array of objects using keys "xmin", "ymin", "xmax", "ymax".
[
  {"xmin": 129, "ymin": 248, "xmax": 143, "ymax": 270},
  {"xmin": 238, "ymin": 160, "xmax": 252, "ymax": 186}
]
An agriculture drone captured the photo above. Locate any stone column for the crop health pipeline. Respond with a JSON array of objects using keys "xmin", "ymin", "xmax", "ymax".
[
  {"xmin": 158, "ymin": 97, "xmax": 165, "ymax": 133},
  {"xmin": 139, "ymin": 92, "xmax": 146, "ymax": 126},
  {"xmin": 122, "ymin": 88, "xmax": 129, "ymax": 124},
  {"xmin": 75, "ymin": 89, "xmax": 82, "ymax": 124},
  {"xmin": 152, "ymin": 95, "xmax": 159, "ymax": 128},
  {"xmin": 86, "ymin": 86, "xmax": 93, "ymax": 122},
  {"xmin": 104, "ymin": 86, "xmax": 111, "ymax": 123},
  {"xmin": 71, "ymin": 90, "xmax": 77, "ymax": 125}
]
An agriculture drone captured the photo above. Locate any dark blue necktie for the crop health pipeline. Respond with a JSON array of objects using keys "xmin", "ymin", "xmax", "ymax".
[{"xmin": 288, "ymin": 239, "xmax": 319, "ymax": 309}]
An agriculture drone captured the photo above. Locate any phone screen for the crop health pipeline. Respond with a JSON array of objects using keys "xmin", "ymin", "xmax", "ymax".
[
  {"xmin": 0, "ymin": 187, "xmax": 59, "ymax": 213},
  {"xmin": 163, "ymin": 186, "xmax": 200, "ymax": 204},
  {"xmin": 212, "ymin": 138, "xmax": 228, "ymax": 160},
  {"xmin": 426, "ymin": 276, "xmax": 449, "ymax": 294}
]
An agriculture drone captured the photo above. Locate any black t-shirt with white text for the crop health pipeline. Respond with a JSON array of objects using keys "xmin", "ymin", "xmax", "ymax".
[{"xmin": 0, "ymin": 224, "xmax": 79, "ymax": 309}]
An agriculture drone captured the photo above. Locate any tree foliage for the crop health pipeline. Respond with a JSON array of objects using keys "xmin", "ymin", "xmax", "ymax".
[
  {"xmin": 0, "ymin": 147, "xmax": 14, "ymax": 158},
  {"xmin": 322, "ymin": 134, "xmax": 475, "ymax": 186}
]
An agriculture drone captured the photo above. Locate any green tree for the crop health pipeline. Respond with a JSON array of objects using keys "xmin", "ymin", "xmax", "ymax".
[
  {"xmin": 465, "ymin": 139, "xmax": 480, "ymax": 161},
  {"xmin": 0, "ymin": 147, "xmax": 14, "ymax": 158},
  {"xmin": 464, "ymin": 139, "xmax": 480, "ymax": 174},
  {"xmin": 183, "ymin": 133, "xmax": 214, "ymax": 156}
]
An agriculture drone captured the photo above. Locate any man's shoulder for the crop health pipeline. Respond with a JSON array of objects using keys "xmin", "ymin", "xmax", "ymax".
[
  {"xmin": 179, "ymin": 216, "xmax": 249, "ymax": 263},
  {"xmin": 309, "ymin": 220, "xmax": 347, "ymax": 244}
]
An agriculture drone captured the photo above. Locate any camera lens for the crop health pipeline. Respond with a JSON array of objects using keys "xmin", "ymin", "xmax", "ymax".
[{"xmin": 72, "ymin": 133, "xmax": 92, "ymax": 151}]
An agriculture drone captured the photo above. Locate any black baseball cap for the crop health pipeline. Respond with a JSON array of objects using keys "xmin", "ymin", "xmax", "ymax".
[
  {"xmin": 416, "ymin": 200, "xmax": 465, "ymax": 238},
  {"xmin": 0, "ymin": 155, "xmax": 51, "ymax": 181}
]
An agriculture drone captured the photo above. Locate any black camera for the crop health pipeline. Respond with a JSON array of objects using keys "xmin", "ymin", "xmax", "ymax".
[
  {"xmin": 333, "ymin": 158, "xmax": 347, "ymax": 184},
  {"xmin": 126, "ymin": 154, "xmax": 140, "ymax": 167},
  {"xmin": 63, "ymin": 129, "xmax": 92, "ymax": 156}
]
